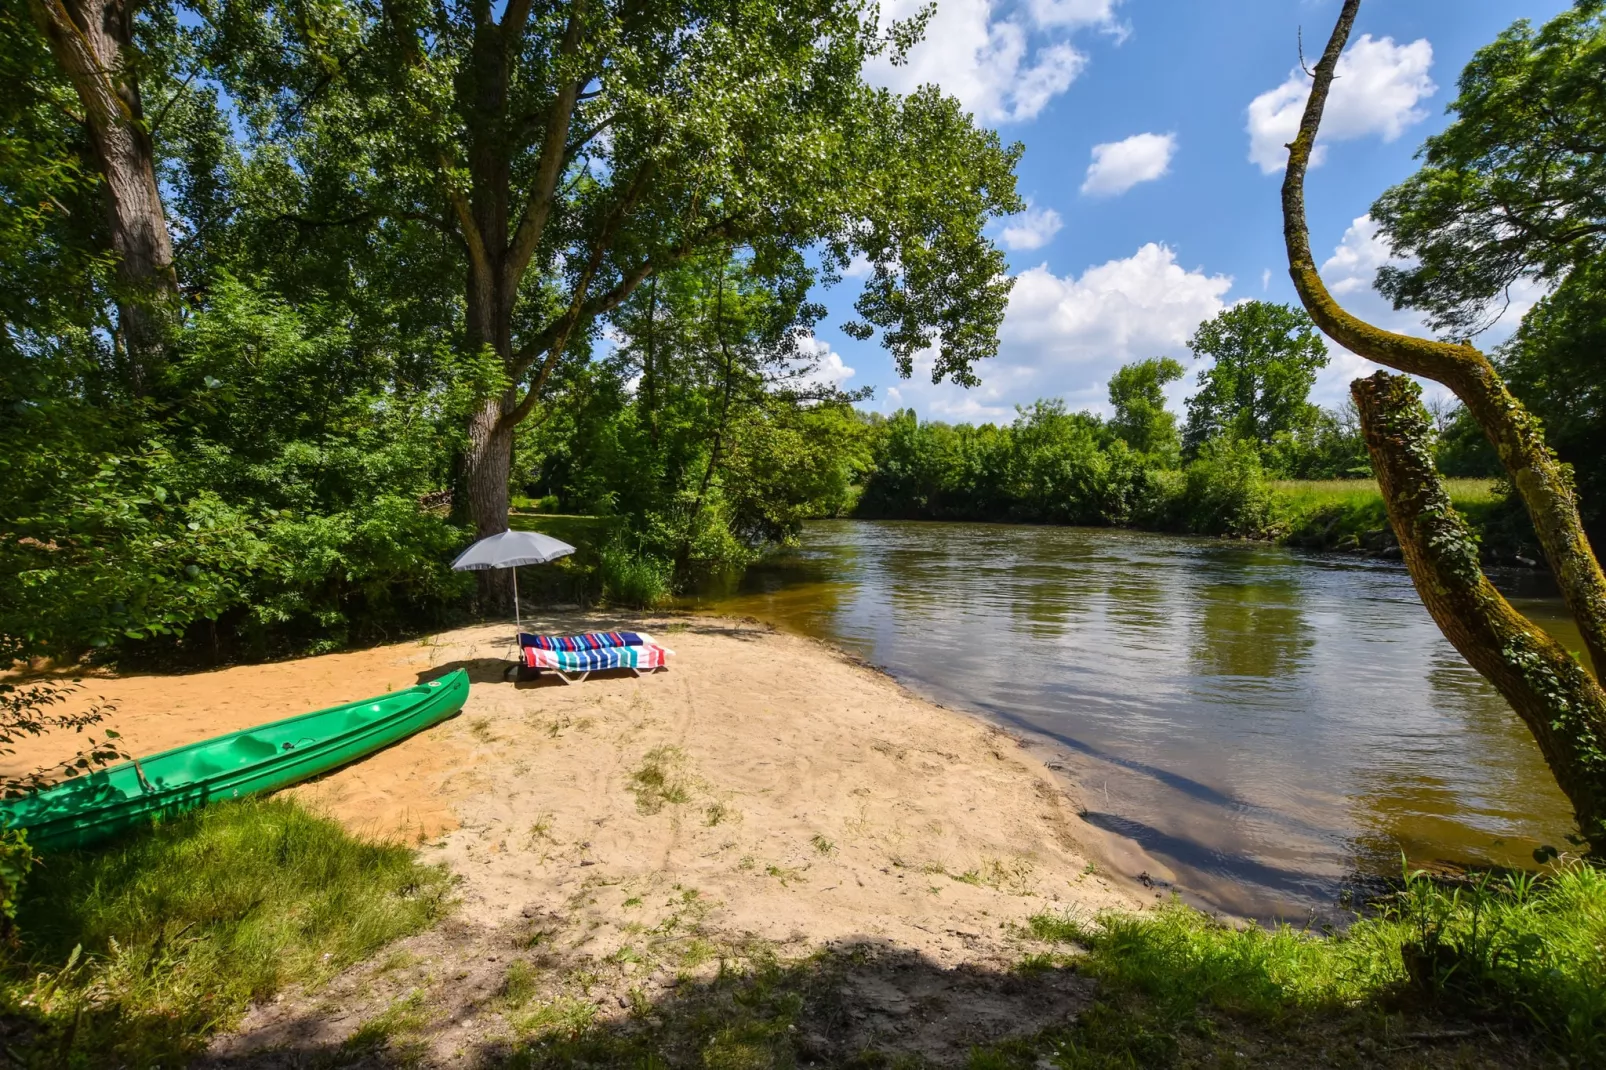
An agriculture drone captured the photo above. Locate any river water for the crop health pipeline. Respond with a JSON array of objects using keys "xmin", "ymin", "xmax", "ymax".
[{"xmin": 689, "ymin": 520, "xmax": 1582, "ymax": 919}]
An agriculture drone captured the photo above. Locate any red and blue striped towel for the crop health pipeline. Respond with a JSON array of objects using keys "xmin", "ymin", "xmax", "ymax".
[
  {"xmin": 518, "ymin": 631, "xmax": 644, "ymax": 651},
  {"xmin": 522, "ymin": 643, "xmax": 669, "ymax": 671}
]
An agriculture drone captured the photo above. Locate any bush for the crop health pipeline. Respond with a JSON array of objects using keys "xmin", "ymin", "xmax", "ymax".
[
  {"xmin": 0, "ymin": 279, "xmax": 475, "ymax": 663},
  {"xmin": 598, "ymin": 543, "xmax": 673, "ymax": 609},
  {"xmin": 1176, "ymin": 437, "xmax": 1274, "ymax": 536}
]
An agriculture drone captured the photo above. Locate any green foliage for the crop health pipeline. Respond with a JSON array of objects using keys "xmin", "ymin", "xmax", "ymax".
[
  {"xmin": 599, "ymin": 542, "xmax": 674, "ymax": 610},
  {"xmin": 1182, "ymin": 302, "xmax": 1331, "ymax": 467},
  {"xmin": 1433, "ymin": 403, "xmax": 1502, "ymax": 478},
  {"xmin": 1496, "ymin": 260, "xmax": 1606, "ymax": 542},
  {"xmin": 1005, "ymin": 862, "xmax": 1606, "ymax": 1067},
  {"xmin": 1176, "ymin": 437, "xmax": 1274, "ymax": 536},
  {"xmin": 1373, "ymin": 1, "xmax": 1606, "ymax": 334},
  {"xmin": 1, "ymin": 278, "xmax": 474, "ymax": 662},
  {"xmin": 1108, "ymin": 357, "xmax": 1184, "ymax": 462},
  {"xmin": 522, "ymin": 256, "xmax": 872, "ymax": 587},
  {"xmin": 0, "ymin": 828, "xmax": 31, "ymax": 942},
  {"xmin": 0, "ymin": 797, "xmax": 452, "ymax": 1067}
]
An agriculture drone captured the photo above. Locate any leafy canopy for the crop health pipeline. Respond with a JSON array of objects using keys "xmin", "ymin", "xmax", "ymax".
[
  {"xmin": 1109, "ymin": 357, "xmax": 1185, "ymax": 460},
  {"xmin": 1182, "ymin": 301, "xmax": 1330, "ymax": 456},
  {"xmin": 1372, "ymin": 1, "xmax": 1606, "ymax": 334},
  {"xmin": 209, "ymin": 0, "xmax": 1022, "ymax": 391}
]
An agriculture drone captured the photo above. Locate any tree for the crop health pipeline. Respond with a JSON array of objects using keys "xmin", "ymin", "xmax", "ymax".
[
  {"xmin": 1495, "ymin": 261, "xmax": 1606, "ymax": 539},
  {"xmin": 1371, "ymin": 1, "xmax": 1605, "ymax": 336},
  {"xmin": 214, "ymin": 0, "xmax": 1022, "ymax": 607},
  {"xmin": 1181, "ymin": 301, "xmax": 1329, "ymax": 457},
  {"xmin": 27, "ymin": 0, "xmax": 179, "ymax": 389},
  {"xmin": 1108, "ymin": 357, "xmax": 1183, "ymax": 461},
  {"xmin": 1284, "ymin": 0, "xmax": 1606, "ymax": 854}
]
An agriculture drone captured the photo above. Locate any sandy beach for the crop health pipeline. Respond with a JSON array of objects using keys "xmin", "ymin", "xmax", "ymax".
[{"xmin": 9, "ymin": 615, "xmax": 1141, "ymax": 1063}]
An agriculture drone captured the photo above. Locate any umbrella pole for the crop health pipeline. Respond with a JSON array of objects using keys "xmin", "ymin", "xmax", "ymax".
[{"xmin": 512, "ymin": 566, "xmax": 521, "ymax": 637}]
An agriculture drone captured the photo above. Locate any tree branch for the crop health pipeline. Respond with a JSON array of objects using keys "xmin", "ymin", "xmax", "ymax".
[
  {"xmin": 1354, "ymin": 371, "xmax": 1606, "ymax": 850},
  {"xmin": 1283, "ymin": 0, "xmax": 1606, "ymax": 675},
  {"xmin": 382, "ymin": 0, "xmax": 493, "ymax": 285},
  {"xmin": 503, "ymin": 10, "xmax": 587, "ymax": 297}
]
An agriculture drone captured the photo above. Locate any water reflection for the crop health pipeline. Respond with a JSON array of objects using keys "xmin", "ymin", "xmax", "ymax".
[{"xmin": 689, "ymin": 521, "xmax": 1579, "ymax": 919}]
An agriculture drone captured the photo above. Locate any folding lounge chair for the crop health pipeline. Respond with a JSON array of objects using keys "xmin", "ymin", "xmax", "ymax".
[{"xmin": 518, "ymin": 639, "xmax": 673, "ymax": 684}]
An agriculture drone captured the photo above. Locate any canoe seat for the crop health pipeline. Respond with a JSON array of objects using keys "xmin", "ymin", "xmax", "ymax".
[{"xmin": 227, "ymin": 735, "xmax": 279, "ymax": 763}]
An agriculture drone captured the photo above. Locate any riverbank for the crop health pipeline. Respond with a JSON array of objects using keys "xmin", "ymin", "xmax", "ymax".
[
  {"xmin": 5, "ymin": 615, "xmax": 1600, "ymax": 1066},
  {"xmin": 5, "ymin": 615, "xmax": 1142, "ymax": 1064}
]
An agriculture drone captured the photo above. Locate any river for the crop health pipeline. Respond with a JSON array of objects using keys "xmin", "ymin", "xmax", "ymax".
[{"xmin": 688, "ymin": 520, "xmax": 1582, "ymax": 919}]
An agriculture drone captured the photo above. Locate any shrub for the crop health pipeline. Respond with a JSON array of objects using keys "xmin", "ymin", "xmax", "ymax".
[
  {"xmin": 598, "ymin": 542, "xmax": 673, "ymax": 609},
  {"xmin": 1176, "ymin": 437, "xmax": 1274, "ymax": 536}
]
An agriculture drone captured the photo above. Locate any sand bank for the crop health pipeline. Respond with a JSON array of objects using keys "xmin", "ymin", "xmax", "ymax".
[{"xmin": 12, "ymin": 616, "xmax": 1142, "ymax": 1062}]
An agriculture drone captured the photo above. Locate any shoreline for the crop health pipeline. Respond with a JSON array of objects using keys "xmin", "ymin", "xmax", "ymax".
[{"xmin": 7, "ymin": 613, "xmax": 1148, "ymax": 1062}]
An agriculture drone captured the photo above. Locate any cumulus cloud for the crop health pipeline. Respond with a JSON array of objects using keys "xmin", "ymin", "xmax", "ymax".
[
  {"xmin": 1026, "ymin": 0, "xmax": 1123, "ymax": 29},
  {"xmin": 791, "ymin": 334, "xmax": 857, "ymax": 390},
  {"xmin": 996, "ymin": 202, "xmax": 1065, "ymax": 251},
  {"xmin": 881, "ymin": 243, "xmax": 1233, "ymax": 420},
  {"xmin": 1305, "ymin": 215, "xmax": 1543, "ymax": 409},
  {"xmin": 866, "ymin": 0, "xmax": 1122, "ymax": 123},
  {"xmin": 1247, "ymin": 34, "xmax": 1435, "ymax": 174},
  {"xmin": 1081, "ymin": 132, "xmax": 1176, "ymax": 196}
]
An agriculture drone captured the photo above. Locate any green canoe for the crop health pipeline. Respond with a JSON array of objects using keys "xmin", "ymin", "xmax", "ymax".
[{"xmin": 0, "ymin": 669, "xmax": 470, "ymax": 853}]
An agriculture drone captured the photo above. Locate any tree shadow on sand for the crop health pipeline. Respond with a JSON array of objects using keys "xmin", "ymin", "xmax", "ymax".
[{"xmin": 198, "ymin": 938, "xmax": 1096, "ymax": 1069}]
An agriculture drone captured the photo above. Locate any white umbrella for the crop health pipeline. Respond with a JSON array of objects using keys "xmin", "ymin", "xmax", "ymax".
[{"xmin": 451, "ymin": 529, "xmax": 576, "ymax": 633}]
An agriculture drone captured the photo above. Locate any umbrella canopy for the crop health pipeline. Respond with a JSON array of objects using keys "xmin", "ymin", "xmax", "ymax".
[{"xmin": 451, "ymin": 529, "xmax": 575, "ymax": 571}]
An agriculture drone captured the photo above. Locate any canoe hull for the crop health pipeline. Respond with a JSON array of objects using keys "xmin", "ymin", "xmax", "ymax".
[{"xmin": 1, "ymin": 670, "xmax": 469, "ymax": 853}]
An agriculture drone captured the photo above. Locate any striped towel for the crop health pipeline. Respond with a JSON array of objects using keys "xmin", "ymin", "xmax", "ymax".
[
  {"xmin": 518, "ymin": 631, "xmax": 644, "ymax": 651},
  {"xmin": 522, "ymin": 643, "xmax": 672, "ymax": 671}
]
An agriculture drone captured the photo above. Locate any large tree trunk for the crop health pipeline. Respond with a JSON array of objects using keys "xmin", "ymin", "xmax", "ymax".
[
  {"xmin": 30, "ymin": 0, "xmax": 178, "ymax": 393},
  {"xmin": 1354, "ymin": 373, "xmax": 1606, "ymax": 846},
  {"xmin": 1286, "ymin": 0, "xmax": 1606, "ymax": 853}
]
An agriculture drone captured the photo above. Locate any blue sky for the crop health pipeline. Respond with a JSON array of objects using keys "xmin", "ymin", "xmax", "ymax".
[{"xmin": 805, "ymin": 0, "xmax": 1571, "ymax": 422}]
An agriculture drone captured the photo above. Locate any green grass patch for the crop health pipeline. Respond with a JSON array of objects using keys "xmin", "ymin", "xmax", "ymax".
[
  {"xmin": 630, "ymin": 746, "xmax": 692, "ymax": 814},
  {"xmin": 993, "ymin": 860, "xmax": 1606, "ymax": 1067},
  {"xmin": 0, "ymin": 797, "xmax": 452, "ymax": 1067},
  {"xmin": 1273, "ymin": 478, "xmax": 1514, "ymax": 554},
  {"xmin": 1271, "ymin": 478, "xmax": 1499, "ymax": 509}
]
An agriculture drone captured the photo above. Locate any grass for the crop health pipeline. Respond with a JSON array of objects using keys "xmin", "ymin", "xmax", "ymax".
[
  {"xmin": 1272, "ymin": 477, "xmax": 1499, "ymax": 513},
  {"xmin": 630, "ymin": 746, "xmax": 692, "ymax": 814},
  {"xmin": 1271, "ymin": 477, "xmax": 1521, "ymax": 556},
  {"xmin": 978, "ymin": 859, "xmax": 1606, "ymax": 1068},
  {"xmin": 0, "ymin": 797, "xmax": 452, "ymax": 1068}
]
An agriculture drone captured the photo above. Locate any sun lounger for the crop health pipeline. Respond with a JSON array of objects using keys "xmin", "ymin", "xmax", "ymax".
[{"xmin": 519, "ymin": 641, "xmax": 673, "ymax": 684}]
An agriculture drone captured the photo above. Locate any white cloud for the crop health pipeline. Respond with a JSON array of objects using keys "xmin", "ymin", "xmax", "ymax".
[
  {"xmin": 866, "ymin": 0, "xmax": 1121, "ymax": 123},
  {"xmin": 840, "ymin": 252, "xmax": 874, "ymax": 278},
  {"xmin": 792, "ymin": 334, "xmax": 856, "ymax": 390},
  {"xmin": 1306, "ymin": 215, "xmax": 1543, "ymax": 409},
  {"xmin": 1081, "ymin": 132, "xmax": 1176, "ymax": 196},
  {"xmin": 1261, "ymin": 268, "xmax": 1272, "ymax": 291},
  {"xmin": 996, "ymin": 202, "xmax": 1065, "ymax": 251},
  {"xmin": 1026, "ymin": 0, "xmax": 1122, "ymax": 29},
  {"xmin": 1246, "ymin": 34, "xmax": 1435, "ymax": 174},
  {"xmin": 881, "ymin": 243, "xmax": 1233, "ymax": 420}
]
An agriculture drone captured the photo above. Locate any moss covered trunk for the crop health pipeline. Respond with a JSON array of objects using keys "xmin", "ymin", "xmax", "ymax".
[
  {"xmin": 1355, "ymin": 373, "xmax": 1606, "ymax": 847},
  {"xmin": 1284, "ymin": 0, "xmax": 1606, "ymax": 852}
]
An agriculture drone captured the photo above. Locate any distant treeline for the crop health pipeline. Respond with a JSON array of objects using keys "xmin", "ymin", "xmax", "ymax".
[{"xmin": 847, "ymin": 300, "xmax": 1506, "ymax": 541}]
